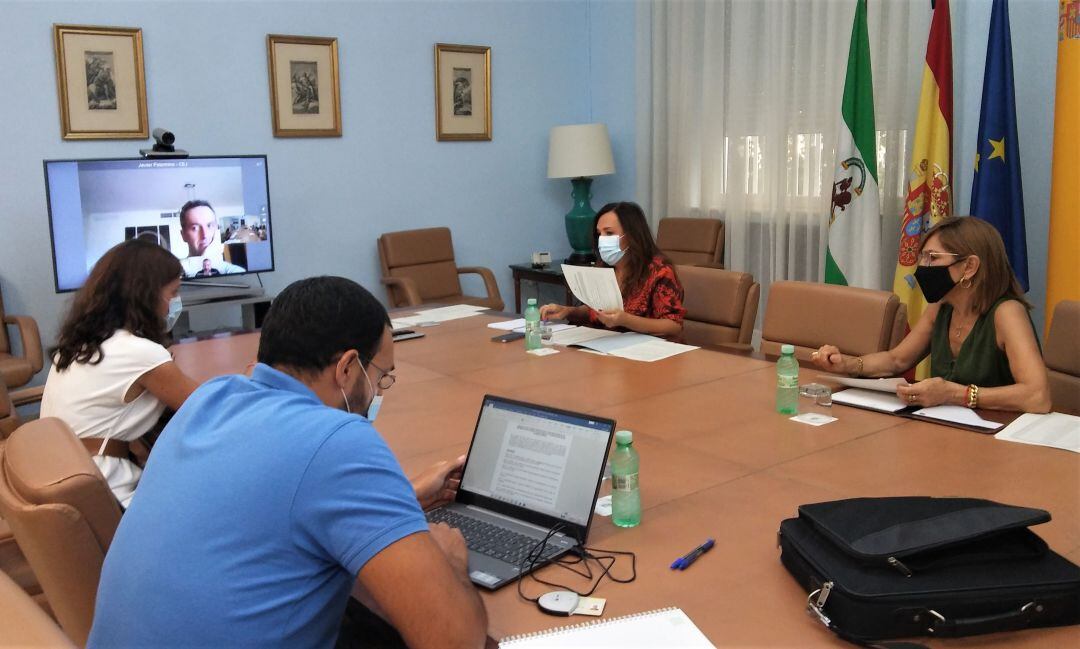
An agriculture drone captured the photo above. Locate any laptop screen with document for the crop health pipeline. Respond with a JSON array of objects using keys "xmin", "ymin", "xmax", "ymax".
[{"xmin": 459, "ymin": 397, "xmax": 614, "ymax": 531}]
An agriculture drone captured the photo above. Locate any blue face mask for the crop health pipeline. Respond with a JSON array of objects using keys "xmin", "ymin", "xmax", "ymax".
[
  {"xmin": 597, "ymin": 234, "xmax": 626, "ymax": 266},
  {"xmin": 165, "ymin": 296, "xmax": 183, "ymax": 332},
  {"xmin": 341, "ymin": 358, "xmax": 382, "ymax": 422}
]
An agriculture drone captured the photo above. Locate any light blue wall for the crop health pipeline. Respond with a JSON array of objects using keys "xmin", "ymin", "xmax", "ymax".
[
  {"xmin": 0, "ymin": 0, "xmax": 639, "ymax": 388},
  {"xmin": 952, "ymin": 0, "xmax": 1058, "ymax": 333}
]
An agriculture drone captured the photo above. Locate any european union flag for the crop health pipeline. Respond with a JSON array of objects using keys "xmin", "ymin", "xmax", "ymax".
[{"xmin": 970, "ymin": 0, "xmax": 1028, "ymax": 291}]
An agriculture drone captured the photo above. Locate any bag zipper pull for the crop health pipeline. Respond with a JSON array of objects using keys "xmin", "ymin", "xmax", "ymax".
[
  {"xmin": 816, "ymin": 581, "xmax": 833, "ymax": 608},
  {"xmin": 888, "ymin": 556, "xmax": 913, "ymax": 577}
]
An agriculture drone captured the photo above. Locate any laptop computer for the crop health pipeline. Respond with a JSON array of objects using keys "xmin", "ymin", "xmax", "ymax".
[{"xmin": 426, "ymin": 395, "xmax": 616, "ymax": 590}]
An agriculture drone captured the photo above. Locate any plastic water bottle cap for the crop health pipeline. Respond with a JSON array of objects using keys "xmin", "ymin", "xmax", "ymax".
[
  {"xmin": 527, "ymin": 298, "xmax": 537, "ymax": 305},
  {"xmin": 780, "ymin": 344, "xmax": 795, "ymax": 355},
  {"xmin": 615, "ymin": 430, "xmax": 633, "ymax": 445}
]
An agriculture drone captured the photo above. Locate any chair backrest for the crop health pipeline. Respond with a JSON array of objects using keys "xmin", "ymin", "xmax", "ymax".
[
  {"xmin": 1045, "ymin": 300, "xmax": 1080, "ymax": 415},
  {"xmin": 761, "ymin": 281, "xmax": 904, "ymax": 361},
  {"xmin": 377, "ymin": 227, "xmax": 464, "ymax": 307},
  {"xmin": 656, "ymin": 218, "xmax": 724, "ymax": 267},
  {"xmin": 677, "ymin": 265, "xmax": 759, "ymax": 347},
  {"xmin": 0, "ymin": 418, "xmax": 123, "ymax": 647},
  {"xmin": 0, "ymin": 569, "xmax": 74, "ymax": 648},
  {"xmin": 0, "ymin": 383, "xmax": 19, "ymax": 438}
]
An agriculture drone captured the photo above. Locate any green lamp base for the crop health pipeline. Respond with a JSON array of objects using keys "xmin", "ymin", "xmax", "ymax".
[{"xmin": 564, "ymin": 177, "xmax": 597, "ymax": 265}]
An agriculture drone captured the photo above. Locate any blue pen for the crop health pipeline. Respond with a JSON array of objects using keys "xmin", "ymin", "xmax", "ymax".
[{"xmin": 670, "ymin": 538, "xmax": 715, "ymax": 570}]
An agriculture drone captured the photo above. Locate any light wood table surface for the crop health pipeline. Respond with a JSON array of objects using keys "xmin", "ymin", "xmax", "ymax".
[{"xmin": 171, "ymin": 313, "xmax": 1080, "ymax": 648}]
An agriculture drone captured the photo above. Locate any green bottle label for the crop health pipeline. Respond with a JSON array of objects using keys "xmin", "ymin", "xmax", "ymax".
[
  {"xmin": 778, "ymin": 375, "xmax": 798, "ymax": 389},
  {"xmin": 612, "ymin": 473, "xmax": 638, "ymax": 491}
]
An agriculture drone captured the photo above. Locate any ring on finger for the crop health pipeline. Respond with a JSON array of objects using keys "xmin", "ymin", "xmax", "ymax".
[{"xmin": 907, "ymin": 394, "xmax": 916, "ymax": 403}]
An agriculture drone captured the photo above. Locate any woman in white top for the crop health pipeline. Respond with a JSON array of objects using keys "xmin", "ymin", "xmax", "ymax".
[{"xmin": 42, "ymin": 239, "xmax": 199, "ymax": 507}]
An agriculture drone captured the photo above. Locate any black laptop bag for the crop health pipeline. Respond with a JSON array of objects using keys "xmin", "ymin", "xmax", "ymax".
[{"xmin": 778, "ymin": 497, "xmax": 1080, "ymax": 644}]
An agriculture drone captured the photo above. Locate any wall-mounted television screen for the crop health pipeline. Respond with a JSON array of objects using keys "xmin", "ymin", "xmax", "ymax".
[{"xmin": 44, "ymin": 155, "xmax": 274, "ymax": 292}]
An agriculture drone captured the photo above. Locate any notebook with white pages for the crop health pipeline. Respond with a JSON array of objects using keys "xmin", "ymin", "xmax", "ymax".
[{"xmin": 499, "ymin": 607, "xmax": 715, "ymax": 648}]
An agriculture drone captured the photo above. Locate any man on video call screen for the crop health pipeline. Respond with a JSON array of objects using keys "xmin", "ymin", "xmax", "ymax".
[{"xmin": 178, "ymin": 200, "xmax": 246, "ymax": 277}]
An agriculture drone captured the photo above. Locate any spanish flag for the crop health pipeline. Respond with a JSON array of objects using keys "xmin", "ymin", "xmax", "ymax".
[
  {"xmin": 1047, "ymin": 1, "xmax": 1080, "ymax": 334},
  {"xmin": 892, "ymin": 0, "xmax": 953, "ymax": 378}
]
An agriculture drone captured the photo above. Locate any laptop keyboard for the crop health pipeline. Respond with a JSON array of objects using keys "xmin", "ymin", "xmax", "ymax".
[{"xmin": 427, "ymin": 508, "xmax": 564, "ymax": 567}]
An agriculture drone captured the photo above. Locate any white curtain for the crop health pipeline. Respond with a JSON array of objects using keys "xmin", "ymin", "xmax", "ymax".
[{"xmin": 637, "ymin": 0, "xmax": 931, "ymax": 301}]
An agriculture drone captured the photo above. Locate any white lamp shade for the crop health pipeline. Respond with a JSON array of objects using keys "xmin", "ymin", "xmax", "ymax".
[{"xmin": 547, "ymin": 123, "xmax": 615, "ymax": 179}]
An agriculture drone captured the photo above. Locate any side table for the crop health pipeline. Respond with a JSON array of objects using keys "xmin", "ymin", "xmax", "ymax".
[{"xmin": 508, "ymin": 263, "xmax": 572, "ymax": 313}]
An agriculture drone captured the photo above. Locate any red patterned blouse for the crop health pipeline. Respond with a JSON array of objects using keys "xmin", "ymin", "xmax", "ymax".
[{"xmin": 581, "ymin": 256, "xmax": 686, "ymax": 333}]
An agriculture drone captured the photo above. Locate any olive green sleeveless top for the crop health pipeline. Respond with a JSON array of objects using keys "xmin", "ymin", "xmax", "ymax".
[{"xmin": 930, "ymin": 297, "xmax": 1030, "ymax": 387}]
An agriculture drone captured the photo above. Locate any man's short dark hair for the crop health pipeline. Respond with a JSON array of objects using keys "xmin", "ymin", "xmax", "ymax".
[
  {"xmin": 257, "ymin": 276, "xmax": 390, "ymax": 372},
  {"xmin": 179, "ymin": 200, "xmax": 215, "ymax": 228}
]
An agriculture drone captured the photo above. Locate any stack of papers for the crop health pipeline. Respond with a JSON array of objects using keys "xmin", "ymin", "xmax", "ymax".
[
  {"xmin": 995, "ymin": 412, "xmax": 1080, "ymax": 453},
  {"xmin": 486, "ymin": 319, "xmax": 574, "ymax": 334},
  {"xmin": 824, "ymin": 375, "xmax": 909, "ymax": 392},
  {"xmin": 392, "ymin": 304, "xmax": 489, "ymax": 327},
  {"xmin": 548, "ymin": 328, "xmax": 698, "ymax": 362},
  {"xmin": 561, "ymin": 264, "xmax": 623, "ymax": 312},
  {"xmin": 912, "ymin": 405, "xmax": 1002, "ymax": 431},
  {"xmin": 831, "ymin": 388, "xmax": 909, "ymax": 412}
]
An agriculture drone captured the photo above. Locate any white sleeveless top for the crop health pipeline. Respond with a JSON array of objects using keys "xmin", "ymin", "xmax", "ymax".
[{"xmin": 41, "ymin": 330, "xmax": 172, "ymax": 508}]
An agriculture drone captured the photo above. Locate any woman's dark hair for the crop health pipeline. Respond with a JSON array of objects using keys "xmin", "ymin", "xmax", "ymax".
[
  {"xmin": 51, "ymin": 239, "xmax": 182, "ymax": 370},
  {"xmin": 257, "ymin": 276, "xmax": 390, "ymax": 374},
  {"xmin": 593, "ymin": 201, "xmax": 672, "ymax": 294},
  {"xmin": 920, "ymin": 216, "xmax": 1031, "ymax": 313}
]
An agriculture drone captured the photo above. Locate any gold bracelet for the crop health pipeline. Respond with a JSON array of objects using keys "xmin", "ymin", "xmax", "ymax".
[
  {"xmin": 966, "ymin": 384, "xmax": 979, "ymax": 409},
  {"xmin": 850, "ymin": 356, "xmax": 864, "ymax": 377}
]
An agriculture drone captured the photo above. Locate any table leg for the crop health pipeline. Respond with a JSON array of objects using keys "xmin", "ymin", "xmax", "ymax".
[{"xmin": 513, "ymin": 271, "xmax": 522, "ymax": 314}]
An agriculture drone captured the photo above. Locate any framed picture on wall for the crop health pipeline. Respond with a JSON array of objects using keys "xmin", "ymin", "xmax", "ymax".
[
  {"xmin": 267, "ymin": 34, "xmax": 342, "ymax": 137},
  {"xmin": 52, "ymin": 24, "xmax": 148, "ymax": 140},
  {"xmin": 434, "ymin": 43, "xmax": 491, "ymax": 141}
]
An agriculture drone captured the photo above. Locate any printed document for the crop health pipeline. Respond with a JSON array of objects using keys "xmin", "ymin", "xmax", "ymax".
[
  {"xmin": 912, "ymin": 405, "xmax": 1002, "ymax": 430},
  {"xmin": 560, "ymin": 264, "xmax": 623, "ymax": 312},
  {"xmin": 832, "ymin": 388, "xmax": 909, "ymax": 412},
  {"xmin": 824, "ymin": 375, "xmax": 909, "ymax": 393},
  {"xmin": 995, "ymin": 412, "xmax": 1080, "ymax": 453},
  {"xmin": 562, "ymin": 331, "xmax": 698, "ymax": 362},
  {"xmin": 394, "ymin": 304, "xmax": 489, "ymax": 325}
]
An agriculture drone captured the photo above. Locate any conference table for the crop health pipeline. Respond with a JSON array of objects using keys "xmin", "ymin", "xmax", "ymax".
[{"xmin": 171, "ymin": 313, "xmax": 1080, "ymax": 648}]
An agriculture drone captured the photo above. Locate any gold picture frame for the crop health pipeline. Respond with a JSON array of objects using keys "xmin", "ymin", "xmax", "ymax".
[
  {"xmin": 267, "ymin": 34, "xmax": 342, "ymax": 137},
  {"xmin": 53, "ymin": 24, "xmax": 148, "ymax": 140},
  {"xmin": 434, "ymin": 43, "xmax": 491, "ymax": 141}
]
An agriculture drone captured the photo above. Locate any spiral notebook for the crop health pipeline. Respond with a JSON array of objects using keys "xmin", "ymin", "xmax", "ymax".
[{"xmin": 499, "ymin": 607, "xmax": 714, "ymax": 648}]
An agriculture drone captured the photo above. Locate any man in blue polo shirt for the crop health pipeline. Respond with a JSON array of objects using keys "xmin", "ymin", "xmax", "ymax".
[{"xmin": 89, "ymin": 276, "xmax": 487, "ymax": 648}]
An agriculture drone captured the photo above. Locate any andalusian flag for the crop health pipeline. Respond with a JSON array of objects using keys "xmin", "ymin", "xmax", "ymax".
[
  {"xmin": 892, "ymin": 0, "xmax": 953, "ymax": 378},
  {"xmin": 826, "ymin": 0, "xmax": 880, "ymax": 289},
  {"xmin": 1047, "ymin": 0, "xmax": 1080, "ymax": 333}
]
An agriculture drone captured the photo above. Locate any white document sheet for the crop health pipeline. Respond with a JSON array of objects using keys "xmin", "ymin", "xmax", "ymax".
[
  {"xmin": 487, "ymin": 319, "xmax": 575, "ymax": 334},
  {"xmin": 824, "ymin": 375, "xmax": 909, "ymax": 393},
  {"xmin": 395, "ymin": 304, "xmax": 489, "ymax": 326},
  {"xmin": 995, "ymin": 412, "xmax": 1080, "ymax": 453},
  {"xmin": 559, "ymin": 331, "xmax": 698, "ymax": 362},
  {"xmin": 548, "ymin": 326, "xmax": 622, "ymax": 346},
  {"xmin": 831, "ymin": 388, "xmax": 909, "ymax": 412},
  {"xmin": 560, "ymin": 264, "xmax": 623, "ymax": 312},
  {"xmin": 913, "ymin": 405, "xmax": 1003, "ymax": 430}
]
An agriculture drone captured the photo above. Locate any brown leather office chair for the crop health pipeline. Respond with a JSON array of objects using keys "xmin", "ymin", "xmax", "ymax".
[
  {"xmin": 656, "ymin": 217, "xmax": 724, "ymax": 268},
  {"xmin": 0, "ymin": 381, "xmax": 18, "ymax": 438},
  {"xmin": 677, "ymin": 266, "xmax": 759, "ymax": 348},
  {"xmin": 1044, "ymin": 300, "xmax": 1080, "ymax": 415},
  {"xmin": 0, "ymin": 569, "xmax": 73, "ymax": 648},
  {"xmin": 760, "ymin": 281, "xmax": 906, "ymax": 361},
  {"xmin": 0, "ymin": 284, "xmax": 43, "ymax": 399},
  {"xmin": 0, "ymin": 418, "xmax": 123, "ymax": 647},
  {"xmin": 377, "ymin": 227, "xmax": 504, "ymax": 310}
]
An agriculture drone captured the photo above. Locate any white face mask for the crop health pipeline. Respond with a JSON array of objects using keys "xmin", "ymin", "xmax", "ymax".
[
  {"xmin": 165, "ymin": 296, "xmax": 183, "ymax": 332},
  {"xmin": 341, "ymin": 358, "xmax": 382, "ymax": 422},
  {"xmin": 597, "ymin": 234, "xmax": 626, "ymax": 266}
]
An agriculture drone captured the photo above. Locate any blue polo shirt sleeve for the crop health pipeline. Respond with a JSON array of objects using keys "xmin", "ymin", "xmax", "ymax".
[{"xmin": 290, "ymin": 420, "xmax": 429, "ymax": 576}]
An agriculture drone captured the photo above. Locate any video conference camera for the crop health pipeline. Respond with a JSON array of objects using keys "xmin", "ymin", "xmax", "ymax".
[{"xmin": 140, "ymin": 128, "xmax": 189, "ymax": 159}]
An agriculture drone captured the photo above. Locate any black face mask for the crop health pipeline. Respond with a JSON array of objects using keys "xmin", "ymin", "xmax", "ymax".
[{"xmin": 914, "ymin": 259, "xmax": 964, "ymax": 303}]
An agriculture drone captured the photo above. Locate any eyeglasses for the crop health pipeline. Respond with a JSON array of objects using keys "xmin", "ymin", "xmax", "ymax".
[
  {"xmin": 917, "ymin": 251, "xmax": 965, "ymax": 267},
  {"xmin": 368, "ymin": 360, "xmax": 396, "ymax": 390}
]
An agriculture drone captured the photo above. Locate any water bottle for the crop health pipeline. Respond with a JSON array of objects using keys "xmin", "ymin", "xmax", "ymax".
[
  {"xmin": 524, "ymin": 298, "xmax": 541, "ymax": 351},
  {"xmin": 610, "ymin": 430, "xmax": 641, "ymax": 527},
  {"xmin": 776, "ymin": 343, "xmax": 799, "ymax": 415}
]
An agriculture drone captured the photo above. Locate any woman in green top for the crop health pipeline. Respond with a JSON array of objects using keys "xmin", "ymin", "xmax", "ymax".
[{"xmin": 811, "ymin": 216, "xmax": 1051, "ymax": 413}]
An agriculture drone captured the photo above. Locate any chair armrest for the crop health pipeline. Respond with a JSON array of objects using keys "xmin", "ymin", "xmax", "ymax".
[
  {"xmin": 4, "ymin": 315, "xmax": 43, "ymax": 374},
  {"xmin": 693, "ymin": 262, "xmax": 725, "ymax": 269},
  {"xmin": 714, "ymin": 342, "xmax": 755, "ymax": 355},
  {"xmin": 380, "ymin": 276, "xmax": 423, "ymax": 307},
  {"xmin": 456, "ymin": 266, "xmax": 504, "ymax": 305},
  {"xmin": 10, "ymin": 385, "xmax": 44, "ymax": 407}
]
